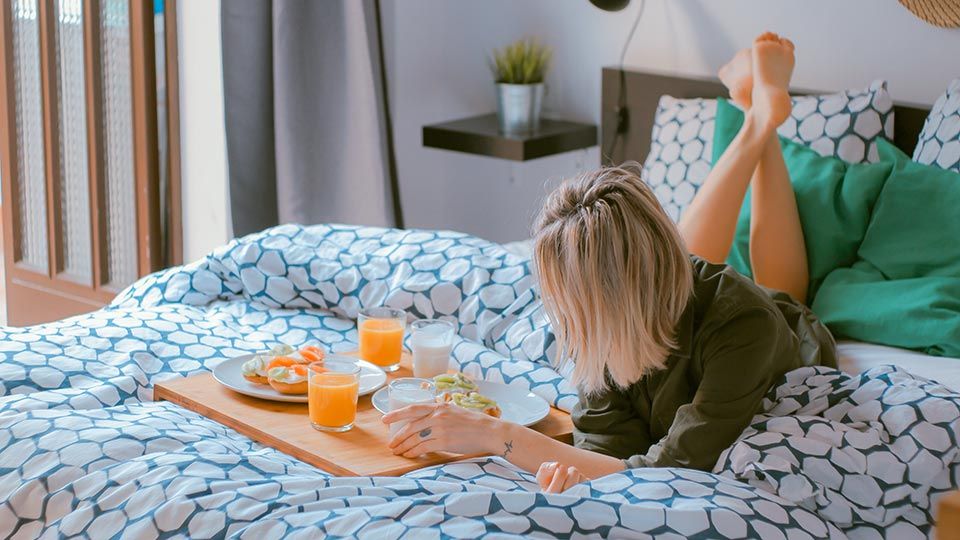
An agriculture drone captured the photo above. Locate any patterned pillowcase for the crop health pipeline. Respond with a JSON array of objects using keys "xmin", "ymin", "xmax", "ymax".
[
  {"xmin": 643, "ymin": 81, "xmax": 894, "ymax": 222},
  {"xmin": 779, "ymin": 80, "xmax": 894, "ymax": 163},
  {"xmin": 913, "ymin": 78, "xmax": 960, "ymax": 172},
  {"xmin": 643, "ymin": 97, "xmax": 716, "ymax": 222}
]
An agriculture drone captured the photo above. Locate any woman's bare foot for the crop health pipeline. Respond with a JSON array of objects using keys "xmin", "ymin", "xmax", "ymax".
[
  {"xmin": 718, "ymin": 48, "xmax": 753, "ymax": 108},
  {"xmin": 750, "ymin": 32, "xmax": 794, "ymax": 131}
]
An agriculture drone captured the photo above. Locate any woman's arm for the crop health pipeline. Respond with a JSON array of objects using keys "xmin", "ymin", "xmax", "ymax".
[
  {"xmin": 498, "ymin": 420, "xmax": 626, "ymax": 478},
  {"xmin": 382, "ymin": 403, "xmax": 625, "ymax": 479}
]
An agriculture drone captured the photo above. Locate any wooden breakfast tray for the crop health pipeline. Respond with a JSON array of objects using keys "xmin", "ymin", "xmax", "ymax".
[
  {"xmin": 153, "ymin": 353, "xmax": 574, "ymax": 477},
  {"xmin": 940, "ymin": 490, "xmax": 960, "ymax": 540}
]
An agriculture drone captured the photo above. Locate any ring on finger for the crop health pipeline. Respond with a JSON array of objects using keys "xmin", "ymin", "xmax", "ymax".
[{"xmin": 391, "ymin": 416, "xmax": 438, "ymax": 454}]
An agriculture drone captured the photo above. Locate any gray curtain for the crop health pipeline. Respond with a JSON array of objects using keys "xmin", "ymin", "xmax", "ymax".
[{"xmin": 221, "ymin": 0, "xmax": 401, "ymax": 237}]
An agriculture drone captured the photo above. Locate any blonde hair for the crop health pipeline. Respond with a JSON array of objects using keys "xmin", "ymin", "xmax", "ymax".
[{"xmin": 533, "ymin": 163, "xmax": 693, "ymax": 395}]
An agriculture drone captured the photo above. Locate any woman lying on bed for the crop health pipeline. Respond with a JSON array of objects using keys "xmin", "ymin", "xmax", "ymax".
[{"xmin": 383, "ymin": 32, "xmax": 837, "ymax": 492}]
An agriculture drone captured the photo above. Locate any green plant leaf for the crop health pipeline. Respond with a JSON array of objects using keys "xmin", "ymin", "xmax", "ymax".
[{"xmin": 489, "ymin": 38, "xmax": 552, "ymax": 84}]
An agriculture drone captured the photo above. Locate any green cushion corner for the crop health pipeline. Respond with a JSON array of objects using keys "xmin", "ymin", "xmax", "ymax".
[{"xmin": 712, "ymin": 98, "xmax": 893, "ymax": 304}]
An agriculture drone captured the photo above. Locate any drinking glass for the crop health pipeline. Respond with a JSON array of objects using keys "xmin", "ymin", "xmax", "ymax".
[
  {"xmin": 358, "ymin": 307, "xmax": 406, "ymax": 372},
  {"xmin": 308, "ymin": 359, "xmax": 360, "ymax": 432},
  {"xmin": 410, "ymin": 319, "xmax": 455, "ymax": 378},
  {"xmin": 387, "ymin": 378, "xmax": 436, "ymax": 436}
]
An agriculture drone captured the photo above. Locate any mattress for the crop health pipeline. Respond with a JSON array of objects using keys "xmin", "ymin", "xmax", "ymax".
[{"xmin": 837, "ymin": 340, "xmax": 960, "ymax": 391}]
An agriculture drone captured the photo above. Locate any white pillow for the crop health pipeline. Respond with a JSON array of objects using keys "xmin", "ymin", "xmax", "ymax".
[
  {"xmin": 913, "ymin": 78, "xmax": 960, "ymax": 172},
  {"xmin": 643, "ymin": 81, "xmax": 895, "ymax": 222},
  {"xmin": 642, "ymin": 97, "xmax": 715, "ymax": 222}
]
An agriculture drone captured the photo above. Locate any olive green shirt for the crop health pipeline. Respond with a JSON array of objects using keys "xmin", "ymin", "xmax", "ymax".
[{"xmin": 572, "ymin": 256, "xmax": 836, "ymax": 471}]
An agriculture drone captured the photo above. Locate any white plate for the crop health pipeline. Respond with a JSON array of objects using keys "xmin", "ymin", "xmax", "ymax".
[
  {"xmin": 213, "ymin": 354, "xmax": 387, "ymax": 403},
  {"xmin": 371, "ymin": 380, "xmax": 550, "ymax": 427}
]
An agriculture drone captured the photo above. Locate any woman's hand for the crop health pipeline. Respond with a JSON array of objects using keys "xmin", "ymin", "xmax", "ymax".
[
  {"xmin": 383, "ymin": 402, "xmax": 509, "ymax": 458},
  {"xmin": 384, "ymin": 403, "xmax": 625, "ymax": 483},
  {"xmin": 536, "ymin": 462, "xmax": 584, "ymax": 493}
]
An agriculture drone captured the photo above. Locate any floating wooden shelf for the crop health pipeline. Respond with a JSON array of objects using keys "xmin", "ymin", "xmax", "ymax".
[{"xmin": 422, "ymin": 113, "xmax": 597, "ymax": 161}]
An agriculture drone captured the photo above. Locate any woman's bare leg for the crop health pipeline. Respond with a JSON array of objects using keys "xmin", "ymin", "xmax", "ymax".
[
  {"xmin": 749, "ymin": 132, "xmax": 808, "ymax": 302},
  {"xmin": 679, "ymin": 47, "xmax": 774, "ymax": 263},
  {"xmin": 680, "ymin": 33, "xmax": 808, "ymax": 302},
  {"xmin": 747, "ymin": 35, "xmax": 808, "ymax": 302}
]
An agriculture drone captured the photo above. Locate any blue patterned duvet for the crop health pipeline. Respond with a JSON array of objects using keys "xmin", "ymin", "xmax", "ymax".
[{"xmin": 0, "ymin": 224, "xmax": 956, "ymax": 538}]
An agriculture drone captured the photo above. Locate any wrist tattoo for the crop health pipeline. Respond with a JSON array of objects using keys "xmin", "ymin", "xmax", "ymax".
[{"xmin": 500, "ymin": 440, "xmax": 513, "ymax": 459}]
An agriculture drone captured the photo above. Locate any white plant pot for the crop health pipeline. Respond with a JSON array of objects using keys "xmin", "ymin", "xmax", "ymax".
[{"xmin": 496, "ymin": 82, "xmax": 545, "ymax": 136}]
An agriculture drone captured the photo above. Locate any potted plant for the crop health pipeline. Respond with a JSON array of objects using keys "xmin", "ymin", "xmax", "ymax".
[{"xmin": 490, "ymin": 39, "xmax": 552, "ymax": 136}]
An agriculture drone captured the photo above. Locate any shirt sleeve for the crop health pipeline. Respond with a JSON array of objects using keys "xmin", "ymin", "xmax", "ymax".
[
  {"xmin": 624, "ymin": 306, "xmax": 797, "ymax": 471},
  {"xmin": 571, "ymin": 380, "xmax": 652, "ymax": 460}
]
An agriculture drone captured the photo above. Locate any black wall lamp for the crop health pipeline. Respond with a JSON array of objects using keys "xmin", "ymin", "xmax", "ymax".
[{"xmin": 589, "ymin": 0, "xmax": 631, "ymax": 11}]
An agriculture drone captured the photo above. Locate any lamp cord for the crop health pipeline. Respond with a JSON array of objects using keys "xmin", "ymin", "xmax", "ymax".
[
  {"xmin": 603, "ymin": 0, "xmax": 646, "ymax": 164},
  {"xmin": 619, "ymin": 0, "xmax": 645, "ymax": 68}
]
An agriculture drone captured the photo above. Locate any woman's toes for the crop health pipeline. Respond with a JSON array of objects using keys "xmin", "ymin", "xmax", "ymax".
[
  {"xmin": 755, "ymin": 31, "xmax": 779, "ymax": 44},
  {"xmin": 751, "ymin": 34, "xmax": 795, "ymax": 87},
  {"xmin": 749, "ymin": 33, "xmax": 795, "ymax": 129}
]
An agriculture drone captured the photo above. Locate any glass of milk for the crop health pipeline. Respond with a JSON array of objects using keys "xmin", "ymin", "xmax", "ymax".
[
  {"xmin": 410, "ymin": 319, "xmax": 455, "ymax": 379},
  {"xmin": 387, "ymin": 378, "xmax": 436, "ymax": 436}
]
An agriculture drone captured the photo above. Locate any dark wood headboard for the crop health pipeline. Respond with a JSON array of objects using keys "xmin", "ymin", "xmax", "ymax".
[{"xmin": 600, "ymin": 67, "xmax": 932, "ymax": 166}]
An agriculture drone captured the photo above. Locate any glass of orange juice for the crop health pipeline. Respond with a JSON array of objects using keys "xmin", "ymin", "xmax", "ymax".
[
  {"xmin": 358, "ymin": 307, "xmax": 406, "ymax": 372},
  {"xmin": 308, "ymin": 359, "xmax": 360, "ymax": 432}
]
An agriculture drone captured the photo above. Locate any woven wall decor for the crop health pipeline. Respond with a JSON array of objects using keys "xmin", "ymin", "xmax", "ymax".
[{"xmin": 899, "ymin": 0, "xmax": 960, "ymax": 28}]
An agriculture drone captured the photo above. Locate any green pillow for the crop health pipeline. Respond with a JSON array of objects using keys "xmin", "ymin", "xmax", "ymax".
[
  {"xmin": 812, "ymin": 139, "xmax": 960, "ymax": 356},
  {"xmin": 812, "ymin": 264, "xmax": 960, "ymax": 357},
  {"xmin": 857, "ymin": 140, "xmax": 960, "ymax": 278},
  {"xmin": 712, "ymin": 98, "xmax": 893, "ymax": 303}
]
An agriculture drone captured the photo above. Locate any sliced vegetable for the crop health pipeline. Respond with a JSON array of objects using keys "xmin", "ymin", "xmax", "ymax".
[
  {"xmin": 433, "ymin": 372, "xmax": 477, "ymax": 392},
  {"xmin": 299, "ymin": 345, "xmax": 325, "ymax": 363},
  {"xmin": 267, "ymin": 356, "xmax": 298, "ymax": 371}
]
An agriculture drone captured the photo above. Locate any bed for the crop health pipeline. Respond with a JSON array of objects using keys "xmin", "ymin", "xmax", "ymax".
[{"xmin": 0, "ymin": 70, "xmax": 957, "ymax": 539}]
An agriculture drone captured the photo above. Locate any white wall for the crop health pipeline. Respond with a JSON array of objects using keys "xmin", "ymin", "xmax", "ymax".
[
  {"xmin": 177, "ymin": 0, "xmax": 960, "ymax": 256},
  {"xmin": 177, "ymin": 0, "xmax": 230, "ymax": 262},
  {"xmin": 384, "ymin": 0, "xmax": 960, "ymax": 244}
]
